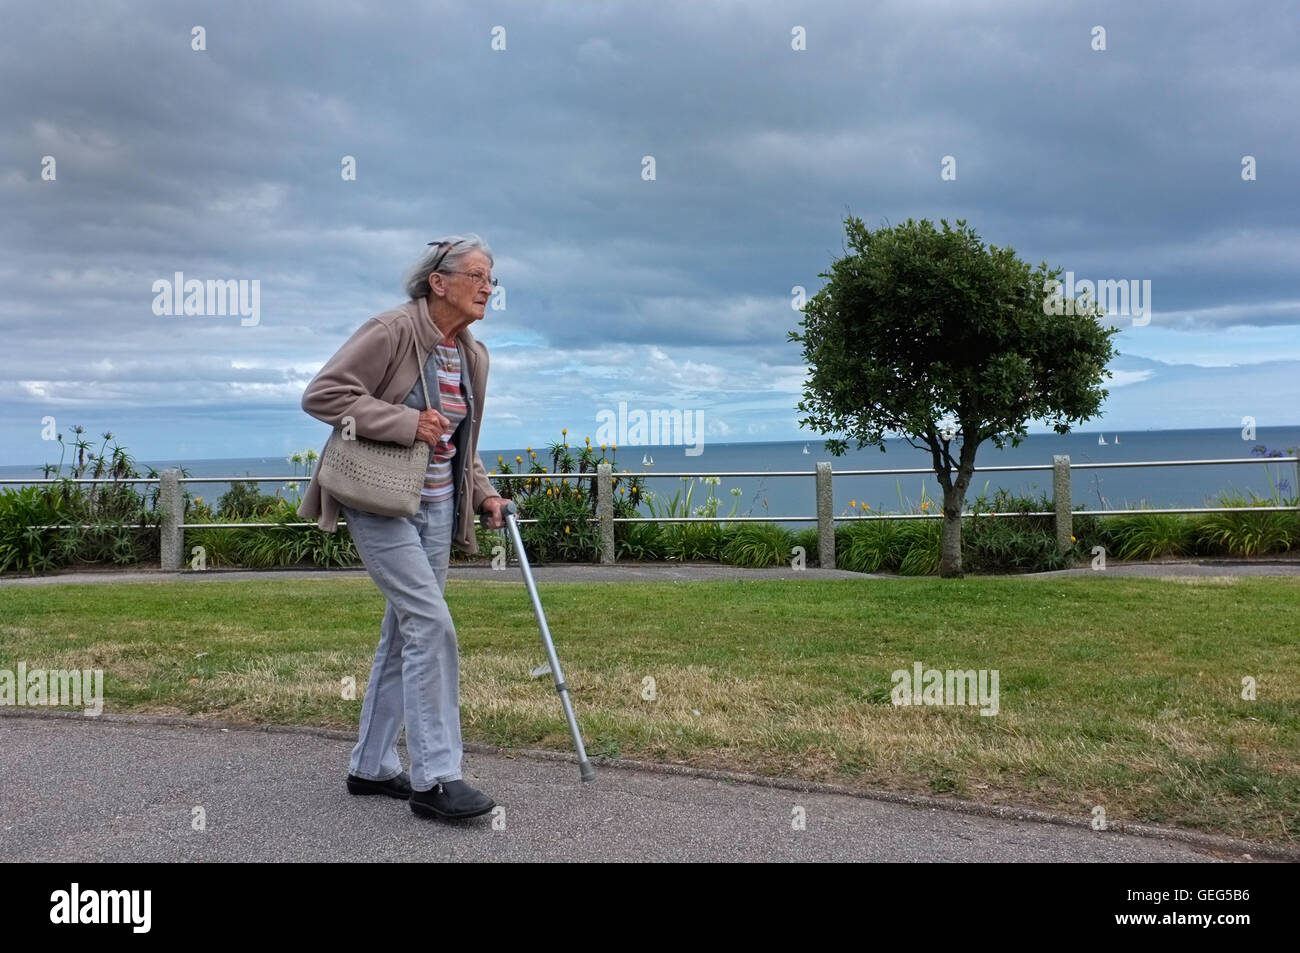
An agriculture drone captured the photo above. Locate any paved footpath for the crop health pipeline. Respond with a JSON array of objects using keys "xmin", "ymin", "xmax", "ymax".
[
  {"xmin": 0, "ymin": 711, "xmax": 1271, "ymax": 863},
  {"xmin": 4, "ymin": 558, "xmax": 1300, "ymax": 588}
]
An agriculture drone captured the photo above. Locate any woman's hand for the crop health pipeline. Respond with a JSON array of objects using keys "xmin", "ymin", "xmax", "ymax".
[
  {"xmin": 479, "ymin": 496, "xmax": 509, "ymax": 529},
  {"xmin": 415, "ymin": 408, "xmax": 452, "ymax": 446}
]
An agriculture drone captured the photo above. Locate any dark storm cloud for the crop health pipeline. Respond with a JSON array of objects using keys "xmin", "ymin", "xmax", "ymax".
[{"xmin": 1, "ymin": 0, "xmax": 1297, "ymax": 461}]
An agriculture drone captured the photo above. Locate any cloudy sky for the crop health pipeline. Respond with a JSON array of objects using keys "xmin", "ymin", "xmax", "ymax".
[{"xmin": 2, "ymin": 0, "xmax": 1297, "ymax": 467}]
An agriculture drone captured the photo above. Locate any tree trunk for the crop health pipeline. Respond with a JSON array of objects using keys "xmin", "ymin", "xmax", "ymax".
[{"xmin": 939, "ymin": 484, "xmax": 964, "ymax": 578}]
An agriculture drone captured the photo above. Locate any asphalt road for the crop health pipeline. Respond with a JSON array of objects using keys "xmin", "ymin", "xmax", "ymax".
[{"xmin": 0, "ymin": 713, "xmax": 1232, "ymax": 862}]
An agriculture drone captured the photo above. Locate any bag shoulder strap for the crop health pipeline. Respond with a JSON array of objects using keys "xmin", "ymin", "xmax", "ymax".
[{"xmin": 416, "ymin": 346, "xmax": 432, "ymax": 411}]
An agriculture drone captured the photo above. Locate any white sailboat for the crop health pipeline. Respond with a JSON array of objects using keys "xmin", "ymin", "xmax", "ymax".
[
  {"xmin": 1114, "ymin": 435, "xmax": 1120, "ymax": 444},
  {"xmin": 1098, "ymin": 434, "xmax": 1107, "ymax": 446},
  {"xmin": 802, "ymin": 443, "xmax": 810, "ymax": 454}
]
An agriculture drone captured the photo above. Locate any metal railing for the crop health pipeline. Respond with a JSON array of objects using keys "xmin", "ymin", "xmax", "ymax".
[
  {"xmin": 497, "ymin": 456, "xmax": 1300, "ymax": 566},
  {"xmin": 5, "ymin": 454, "xmax": 1296, "ymax": 570}
]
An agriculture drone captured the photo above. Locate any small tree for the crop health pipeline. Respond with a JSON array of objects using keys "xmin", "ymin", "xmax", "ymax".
[{"xmin": 790, "ymin": 216, "xmax": 1119, "ymax": 577}]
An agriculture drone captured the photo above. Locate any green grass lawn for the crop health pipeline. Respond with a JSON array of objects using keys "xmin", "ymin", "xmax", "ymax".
[{"xmin": 1, "ymin": 574, "xmax": 1297, "ymax": 844}]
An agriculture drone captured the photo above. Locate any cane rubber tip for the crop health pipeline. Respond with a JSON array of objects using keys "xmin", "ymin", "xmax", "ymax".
[{"xmin": 579, "ymin": 761, "xmax": 597, "ymax": 782}]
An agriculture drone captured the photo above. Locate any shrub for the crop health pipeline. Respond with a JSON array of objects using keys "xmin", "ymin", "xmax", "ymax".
[
  {"xmin": 1196, "ymin": 490, "xmax": 1297, "ymax": 557},
  {"xmin": 897, "ymin": 519, "xmax": 942, "ymax": 575},
  {"xmin": 723, "ymin": 523, "xmax": 796, "ymax": 567},
  {"xmin": 837, "ymin": 520, "xmax": 901, "ymax": 573},
  {"xmin": 961, "ymin": 488, "xmax": 1069, "ymax": 573},
  {"xmin": 188, "ymin": 498, "xmax": 359, "ymax": 568},
  {"xmin": 0, "ymin": 425, "xmax": 164, "ymax": 573},
  {"xmin": 792, "ymin": 527, "xmax": 820, "ymax": 566},
  {"xmin": 515, "ymin": 482, "xmax": 600, "ymax": 563},
  {"xmin": 640, "ymin": 475, "xmax": 738, "ymax": 563},
  {"xmin": 660, "ymin": 521, "xmax": 727, "ymax": 561},
  {"xmin": 1070, "ymin": 510, "xmax": 1104, "ymax": 555},
  {"xmin": 615, "ymin": 517, "xmax": 666, "ymax": 560},
  {"xmin": 0, "ymin": 486, "xmax": 67, "ymax": 573},
  {"xmin": 488, "ymin": 430, "xmax": 649, "ymax": 564},
  {"xmin": 217, "ymin": 480, "xmax": 281, "ymax": 520},
  {"xmin": 1103, "ymin": 512, "xmax": 1196, "ymax": 560},
  {"xmin": 961, "ymin": 519, "xmax": 1070, "ymax": 573}
]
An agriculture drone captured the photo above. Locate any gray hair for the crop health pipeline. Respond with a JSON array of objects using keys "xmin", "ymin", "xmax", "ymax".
[{"xmin": 403, "ymin": 233, "xmax": 494, "ymax": 299}]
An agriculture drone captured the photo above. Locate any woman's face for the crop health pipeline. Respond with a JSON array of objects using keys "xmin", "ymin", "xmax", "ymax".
[{"xmin": 433, "ymin": 250, "xmax": 493, "ymax": 322}]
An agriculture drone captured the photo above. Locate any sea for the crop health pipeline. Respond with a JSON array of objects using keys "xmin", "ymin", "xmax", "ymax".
[{"xmin": 3, "ymin": 426, "xmax": 1297, "ymax": 527}]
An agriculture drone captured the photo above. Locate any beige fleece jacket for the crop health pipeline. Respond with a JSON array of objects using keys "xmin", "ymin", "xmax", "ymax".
[{"xmin": 296, "ymin": 295, "xmax": 501, "ymax": 553}]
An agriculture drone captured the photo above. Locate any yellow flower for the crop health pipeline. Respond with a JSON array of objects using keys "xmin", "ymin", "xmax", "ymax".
[
  {"xmin": 497, "ymin": 455, "xmax": 503, "ymax": 463},
  {"xmin": 516, "ymin": 456, "xmax": 522, "ymax": 463},
  {"xmin": 611, "ymin": 444, "xmax": 617, "ymax": 451},
  {"xmin": 864, "ymin": 504, "xmax": 870, "ymax": 510},
  {"xmin": 601, "ymin": 444, "xmax": 607, "ymax": 450},
  {"xmin": 849, "ymin": 499, "xmax": 857, "ymax": 508},
  {"xmin": 564, "ymin": 525, "xmax": 571, "ymax": 535},
  {"xmin": 529, "ymin": 451, "xmax": 536, "ymax": 457},
  {"xmin": 1071, "ymin": 535, "xmax": 1077, "ymax": 542},
  {"xmin": 562, "ymin": 428, "xmax": 567, "ymax": 435}
]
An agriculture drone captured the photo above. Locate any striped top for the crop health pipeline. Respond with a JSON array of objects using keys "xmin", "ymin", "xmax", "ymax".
[
  {"xmin": 423, "ymin": 338, "xmax": 468, "ymax": 500},
  {"xmin": 402, "ymin": 338, "xmax": 468, "ymax": 502}
]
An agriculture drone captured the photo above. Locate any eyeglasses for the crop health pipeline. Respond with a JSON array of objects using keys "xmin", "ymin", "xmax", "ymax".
[{"xmin": 443, "ymin": 270, "xmax": 498, "ymax": 288}]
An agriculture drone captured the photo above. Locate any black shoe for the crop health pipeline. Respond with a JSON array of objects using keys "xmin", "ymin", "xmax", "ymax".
[
  {"xmin": 347, "ymin": 771, "xmax": 413, "ymax": 799},
  {"xmin": 410, "ymin": 779, "xmax": 495, "ymax": 820}
]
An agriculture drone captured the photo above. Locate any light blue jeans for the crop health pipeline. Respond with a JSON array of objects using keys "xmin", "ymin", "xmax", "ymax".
[{"xmin": 341, "ymin": 495, "xmax": 463, "ymax": 792}]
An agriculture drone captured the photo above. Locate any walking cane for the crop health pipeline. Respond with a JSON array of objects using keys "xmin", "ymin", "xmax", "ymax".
[{"xmin": 484, "ymin": 499, "xmax": 596, "ymax": 781}]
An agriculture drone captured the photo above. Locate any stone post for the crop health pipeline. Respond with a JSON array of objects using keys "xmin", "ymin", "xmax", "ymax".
[
  {"xmin": 159, "ymin": 468, "xmax": 183, "ymax": 571},
  {"xmin": 816, "ymin": 461, "xmax": 835, "ymax": 570},
  {"xmin": 597, "ymin": 462, "xmax": 615, "ymax": 564},
  {"xmin": 1053, "ymin": 455, "xmax": 1072, "ymax": 554}
]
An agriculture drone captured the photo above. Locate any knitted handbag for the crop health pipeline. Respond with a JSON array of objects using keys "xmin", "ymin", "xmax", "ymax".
[{"xmin": 317, "ymin": 350, "xmax": 434, "ymax": 518}]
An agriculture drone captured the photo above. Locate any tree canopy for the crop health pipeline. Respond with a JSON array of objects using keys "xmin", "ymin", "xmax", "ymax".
[{"xmin": 790, "ymin": 216, "xmax": 1119, "ymax": 576}]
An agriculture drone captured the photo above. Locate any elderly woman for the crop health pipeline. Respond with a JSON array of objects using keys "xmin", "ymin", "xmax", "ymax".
[{"xmin": 297, "ymin": 234, "xmax": 509, "ymax": 821}]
